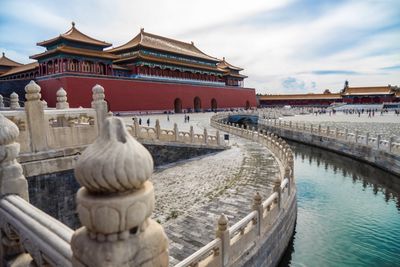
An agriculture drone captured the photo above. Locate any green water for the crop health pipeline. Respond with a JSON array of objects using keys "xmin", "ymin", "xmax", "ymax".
[{"xmin": 280, "ymin": 142, "xmax": 400, "ymax": 267}]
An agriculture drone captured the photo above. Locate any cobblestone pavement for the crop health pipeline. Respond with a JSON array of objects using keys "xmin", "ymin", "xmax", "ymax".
[
  {"xmin": 280, "ymin": 113, "xmax": 400, "ymax": 140},
  {"xmin": 151, "ymin": 134, "xmax": 280, "ymax": 266}
]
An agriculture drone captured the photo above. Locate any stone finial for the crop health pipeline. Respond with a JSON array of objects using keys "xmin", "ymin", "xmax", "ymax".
[
  {"xmin": 25, "ymin": 80, "xmax": 41, "ymax": 101},
  {"xmin": 56, "ymin": 87, "xmax": 69, "ymax": 109},
  {"xmin": 0, "ymin": 94, "xmax": 4, "ymax": 108},
  {"xmin": 0, "ymin": 114, "xmax": 29, "ymax": 200},
  {"xmin": 75, "ymin": 117, "xmax": 153, "ymax": 193},
  {"xmin": 10, "ymin": 92, "xmax": 20, "ymax": 109},
  {"xmin": 42, "ymin": 100, "xmax": 48, "ymax": 108},
  {"xmin": 253, "ymin": 192, "xmax": 262, "ymax": 207},
  {"xmin": 72, "ymin": 117, "xmax": 168, "ymax": 266},
  {"xmin": 217, "ymin": 213, "xmax": 229, "ymax": 232},
  {"xmin": 92, "ymin": 84, "xmax": 105, "ymax": 104}
]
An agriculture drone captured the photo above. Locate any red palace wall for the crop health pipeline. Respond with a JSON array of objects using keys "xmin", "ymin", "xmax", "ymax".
[{"xmin": 37, "ymin": 75, "xmax": 257, "ymax": 111}]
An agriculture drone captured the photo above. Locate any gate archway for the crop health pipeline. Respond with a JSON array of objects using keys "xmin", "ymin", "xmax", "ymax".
[
  {"xmin": 245, "ymin": 100, "xmax": 250, "ymax": 110},
  {"xmin": 174, "ymin": 98, "xmax": 182, "ymax": 113},
  {"xmin": 211, "ymin": 98, "xmax": 217, "ymax": 111},
  {"xmin": 194, "ymin": 97, "xmax": 202, "ymax": 112}
]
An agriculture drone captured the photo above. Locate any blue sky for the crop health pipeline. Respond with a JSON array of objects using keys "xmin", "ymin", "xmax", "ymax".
[{"xmin": 0, "ymin": 0, "xmax": 399, "ymax": 94}]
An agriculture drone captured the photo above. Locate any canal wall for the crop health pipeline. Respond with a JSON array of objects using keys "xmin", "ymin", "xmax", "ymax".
[
  {"xmin": 260, "ymin": 119, "xmax": 400, "ymax": 177},
  {"xmin": 25, "ymin": 142, "xmax": 224, "ymax": 229}
]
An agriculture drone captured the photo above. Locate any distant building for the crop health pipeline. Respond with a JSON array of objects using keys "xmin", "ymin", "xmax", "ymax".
[
  {"xmin": 0, "ymin": 23, "xmax": 255, "ymax": 111},
  {"xmin": 259, "ymin": 84, "xmax": 400, "ymax": 107}
]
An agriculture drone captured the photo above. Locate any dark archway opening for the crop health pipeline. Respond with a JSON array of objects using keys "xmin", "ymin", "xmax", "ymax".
[
  {"xmin": 245, "ymin": 100, "xmax": 250, "ymax": 110},
  {"xmin": 174, "ymin": 98, "xmax": 182, "ymax": 113},
  {"xmin": 194, "ymin": 97, "xmax": 202, "ymax": 112},
  {"xmin": 211, "ymin": 98, "xmax": 217, "ymax": 111}
]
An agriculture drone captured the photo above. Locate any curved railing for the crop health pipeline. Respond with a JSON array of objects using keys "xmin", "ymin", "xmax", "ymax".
[{"xmin": 174, "ymin": 113, "xmax": 295, "ymax": 267}]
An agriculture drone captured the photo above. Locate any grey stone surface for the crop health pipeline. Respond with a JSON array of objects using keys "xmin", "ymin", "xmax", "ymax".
[{"xmin": 151, "ymin": 136, "xmax": 281, "ymax": 266}]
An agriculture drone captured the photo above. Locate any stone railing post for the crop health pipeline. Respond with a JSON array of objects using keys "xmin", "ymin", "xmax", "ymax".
[
  {"xmin": 326, "ymin": 126, "xmax": 330, "ymax": 136},
  {"xmin": 216, "ymin": 214, "xmax": 230, "ymax": 266},
  {"xmin": 0, "ymin": 114, "xmax": 29, "ymax": 262},
  {"xmin": 303, "ymin": 123, "xmax": 306, "ymax": 131},
  {"xmin": 42, "ymin": 100, "xmax": 48, "ymax": 108},
  {"xmin": 24, "ymin": 81, "xmax": 48, "ymax": 152},
  {"xmin": 133, "ymin": 117, "xmax": 140, "ymax": 138},
  {"xmin": 376, "ymin": 134, "xmax": 381, "ymax": 149},
  {"xmin": 71, "ymin": 117, "xmax": 168, "ymax": 267},
  {"xmin": 252, "ymin": 193, "xmax": 263, "ymax": 236},
  {"xmin": 155, "ymin": 119, "xmax": 161, "ymax": 140},
  {"xmin": 204, "ymin": 128, "xmax": 208, "ymax": 144},
  {"xmin": 310, "ymin": 124, "xmax": 313, "ymax": 133},
  {"xmin": 389, "ymin": 136, "xmax": 395, "ymax": 153},
  {"xmin": 190, "ymin": 126, "xmax": 194, "ymax": 143},
  {"xmin": 345, "ymin": 128, "xmax": 348, "ymax": 140},
  {"xmin": 10, "ymin": 92, "xmax": 20, "ymax": 109},
  {"xmin": 273, "ymin": 181, "xmax": 281, "ymax": 210},
  {"xmin": 365, "ymin": 132, "xmax": 369, "ymax": 145},
  {"xmin": 216, "ymin": 130, "xmax": 221, "ymax": 146},
  {"xmin": 56, "ymin": 87, "xmax": 69, "ymax": 109},
  {"xmin": 355, "ymin": 130, "xmax": 359, "ymax": 143},
  {"xmin": 91, "ymin": 84, "xmax": 108, "ymax": 133},
  {"xmin": 174, "ymin": 123, "xmax": 179, "ymax": 141},
  {"xmin": 335, "ymin": 127, "xmax": 339, "ymax": 138},
  {"xmin": 318, "ymin": 124, "xmax": 321, "ymax": 134},
  {"xmin": 0, "ymin": 94, "xmax": 4, "ymax": 108}
]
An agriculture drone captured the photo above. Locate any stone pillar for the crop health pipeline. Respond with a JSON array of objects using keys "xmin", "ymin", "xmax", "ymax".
[
  {"xmin": 355, "ymin": 130, "xmax": 359, "ymax": 143},
  {"xmin": 190, "ymin": 126, "xmax": 194, "ymax": 143},
  {"xmin": 0, "ymin": 94, "xmax": 4, "ymax": 108},
  {"xmin": 216, "ymin": 130, "xmax": 221, "ymax": 146},
  {"xmin": 335, "ymin": 127, "xmax": 339, "ymax": 138},
  {"xmin": 204, "ymin": 128, "xmax": 208, "ymax": 144},
  {"xmin": 252, "ymin": 192, "xmax": 262, "ymax": 236},
  {"xmin": 24, "ymin": 81, "xmax": 48, "ymax": 152},
  {"xmin": 174, "ymin": 123, "xmax": 178, "ymax": 141},
  {"xmin": 326, "ymin": 126, "xmax": 330, "ymax": 136},
  {"xmin": 365, "ymin": 132, "xmax": 369, "ymax": 145},
  {"xmin": 376, "ymin": 134, "xmax": 381, "ymax": 149},
  {"xmin": 318, "ymin": 124, "xmax": 321, "ymax": 134},
  {"xmin": 310, "ymin": 124, "xmax": 313, "ymax": 133},
  {"xmin": 273, "ymin": 181, "xmax": 281, "ymax": 210},
  {"xmin": 56, "ymin": 87, "xmax": 69, "ymax": 109},
  {"xmin": 71, "ymin": 117, "xmax": 168, "ymax": 267},
  {"xmin": 133, "ymin": 117, "xmax": 140, "ymax": 138},
  {"xmin": 0, "ymin": 114, "xmax": 29, "ymax": 263},
  {"xmin": 10, "ymin": 92, "xmax": 20, "ymax": 109},
  {"xmin": 155, "ymin": 119, "xmax": 161, "ymax": 140},
  {"xmin": 91, "ymin": 84, "xmax": 108, "ymax": 133},
  {"xmin": 345, "ymin": 129, "xmax": 348, "ymax": 140},
  {"xmin": 389, "ymin": 136, "xmax": 395, "ymax": 153},
  {"xmin": 216, "ymin": 214, "xmax": 230, "ymax": 266}
]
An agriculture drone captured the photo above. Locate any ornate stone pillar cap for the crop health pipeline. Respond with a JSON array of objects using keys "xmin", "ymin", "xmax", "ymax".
[
  {"xmin": 74, "ymin": 117, "xmax": 153, "ymax": 193},
  {"xmin": 0, "ymin": 114, "xmax": 19, "ymax": 145}
]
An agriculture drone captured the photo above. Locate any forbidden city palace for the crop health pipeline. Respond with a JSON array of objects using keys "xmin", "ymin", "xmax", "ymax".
[{"xmin": 0, "ymin": 22, "xmax": 256, "ymax": 112}]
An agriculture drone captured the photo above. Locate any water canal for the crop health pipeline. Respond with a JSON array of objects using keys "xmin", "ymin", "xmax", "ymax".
[{"xmin": 279, "ymin": 142, "xmax": 400, "ymax": 267}]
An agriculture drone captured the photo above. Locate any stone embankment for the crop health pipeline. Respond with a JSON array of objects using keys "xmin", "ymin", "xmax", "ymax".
[
  {"xmin": 260, "ymin": 118, "xmax": 400, "ymax": 176},
  {"xmin": 165, "ymin": 113, "xmax": 296, "ymax": 267}
]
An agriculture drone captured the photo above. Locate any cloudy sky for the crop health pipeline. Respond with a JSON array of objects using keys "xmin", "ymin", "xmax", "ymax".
[{"xmin": 1, "ymin": 0, "xmax": 399, "ymax": 94}]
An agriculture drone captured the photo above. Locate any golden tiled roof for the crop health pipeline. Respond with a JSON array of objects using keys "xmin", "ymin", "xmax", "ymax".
[
  {"xmin": 259, "ymin": 93, "xmax": 342, "ymax": 100},
  {"xmin": 30, "ymin": 45, "xmax": 118, "ymax": 60},
  {"xmin": 0, "ymin": 52, "xmax": 22, "ymax": 67},
  {"xmin": 217, "ymin": 57, "xmax": 243, "ymax": 71},
  {"xmin": 109, "ymin": 29, "xmax": 220, "ymax": 62},
  {"xmin": 37, "ymin": 22, "xmax": 111, "ymax": 48},
  {"xmin": 0, "ymin": 62, "xmax": 38, "ymax": 77},
  {"xmin": 342, "ymin": 86, "xmax": 393, "ymax": 95},
  {"xmin": 114, "ymin": 52, "xmax": 224, "ymax": 73}
]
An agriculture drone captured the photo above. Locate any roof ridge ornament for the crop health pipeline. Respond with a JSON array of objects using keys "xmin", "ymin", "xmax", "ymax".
[
  {"xmin": 72, "ymin": 21, "xmax": 76, "ymax": 27},
  {"xmin": 1, "ymin": 52, "xmax": 4, "ymax": 57}
]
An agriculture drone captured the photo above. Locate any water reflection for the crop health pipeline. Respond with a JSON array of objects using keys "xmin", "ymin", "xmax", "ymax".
[
  {"xmin": 279, "ymin": 141, "xmax": 400, "ymax": 267},
  {"xmin": 291, "ymin": 141, "xmax": 400, "ymax": 210}
]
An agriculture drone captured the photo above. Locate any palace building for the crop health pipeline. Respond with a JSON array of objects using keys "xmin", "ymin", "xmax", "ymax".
[
  {"xmin": 259, "ymin": 83, "xmax": 400, "ymax": 107},
  {"xmin": 0, "ymin": 23, "xmax": 255, "ymax": 112}
]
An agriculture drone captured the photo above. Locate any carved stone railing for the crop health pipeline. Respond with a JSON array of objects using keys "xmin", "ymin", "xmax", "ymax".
[
  {"xmin": 174, "ymin": 113, "xmax": 295, "ymax": 267},
  {"xmin": 1, "ymin": 82, "xmax": 224, "ymax": 156},
  {"xmin": 129, "ymin": 120, "xmax": 222, "ymax": 147},
  {"xmin": 260, "ymin": 118, "xmax": 400, "ymax": 155}
]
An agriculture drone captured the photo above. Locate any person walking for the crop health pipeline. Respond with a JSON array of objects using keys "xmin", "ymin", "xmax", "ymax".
[{"xmin": 147, "ymin": 118, "xmax": 150, "ymax": 126}]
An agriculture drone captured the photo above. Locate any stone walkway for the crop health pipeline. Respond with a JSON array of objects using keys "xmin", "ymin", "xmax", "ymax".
[{"xmin": 151, "ymin": 134, "xmax": 281, "ymax": 266}]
